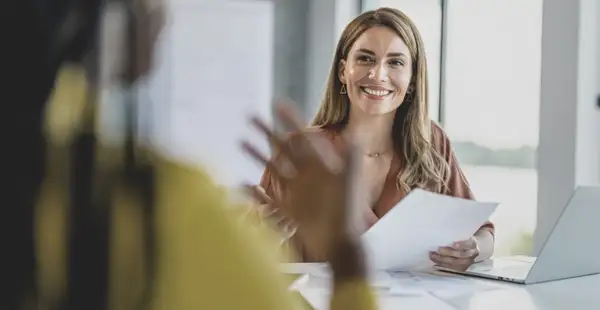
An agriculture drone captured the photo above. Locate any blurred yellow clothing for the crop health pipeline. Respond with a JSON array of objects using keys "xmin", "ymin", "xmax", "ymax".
[
  {"xmin": 37, "ymin": 64, "xmax": 377, "ymax": 310},
  {"xmin": 149, "ymin": 159, "xmax": 377, "ymax": 310},
  {"xmin": 150, "ymin": 159, "xmax": 301, "ymax": 310}
]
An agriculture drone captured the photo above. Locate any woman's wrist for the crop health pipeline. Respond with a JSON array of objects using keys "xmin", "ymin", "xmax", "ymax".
[
  {"xmin": 473, "ymin": 228, "xmax": 495, "ymax": 261},
  {"xmin": 329, "ymin": 238, "xmax": 367, "ymax": 283}
]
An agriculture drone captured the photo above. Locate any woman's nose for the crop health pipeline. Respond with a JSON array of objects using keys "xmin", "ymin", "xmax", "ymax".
[{"xmin": 368, "ymin": 63, "xmax": 388, "ymax": 82}]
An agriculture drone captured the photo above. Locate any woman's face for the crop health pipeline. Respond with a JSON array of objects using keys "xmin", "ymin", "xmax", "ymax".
[{"xmin": 340, "ymin": 26, "xmax": 413, "ymax": 116}]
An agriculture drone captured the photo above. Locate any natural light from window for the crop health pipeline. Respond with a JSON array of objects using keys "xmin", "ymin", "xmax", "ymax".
[{"xmin": 363, "ymin": 0, "xmax": 543, "ymax": 256}]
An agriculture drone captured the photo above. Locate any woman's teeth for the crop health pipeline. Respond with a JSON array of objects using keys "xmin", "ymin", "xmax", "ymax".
[{"xmin": 361, "ymin": 87, "xmax": 391, "ymax": 97}]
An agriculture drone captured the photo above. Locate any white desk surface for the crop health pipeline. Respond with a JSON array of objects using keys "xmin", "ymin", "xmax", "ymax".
[
  {"xmin": 284, "ymin": 263, "xmax": 600, "ymax": 310},
  {"xmin": 433, "ymin": 272, "xmax": 600, "ymax": 310}
]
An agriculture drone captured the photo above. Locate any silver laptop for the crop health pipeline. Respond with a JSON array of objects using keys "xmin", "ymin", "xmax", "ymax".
[{"xmin": 437, "ymin": 185, "xmax": 600, "ymax": 284}]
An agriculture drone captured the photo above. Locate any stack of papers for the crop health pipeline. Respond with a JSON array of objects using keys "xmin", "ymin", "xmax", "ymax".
[{"xmin": 362, "ymin": 189, "xmax": 498, "ymax": 271}]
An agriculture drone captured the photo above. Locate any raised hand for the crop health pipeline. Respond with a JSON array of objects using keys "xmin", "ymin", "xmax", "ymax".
[
  {"xmin": 241, "ymin": 101, "xmax": 364, "ymax": 266},
  {"xmin": 244, "ymin": 185, "xmax": 298, "ymax": 246}
]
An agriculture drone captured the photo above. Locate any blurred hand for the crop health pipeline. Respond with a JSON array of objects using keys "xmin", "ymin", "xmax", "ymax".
[
  {"xmin": 241, "ymin": 101, "xmax": 364, "ymax": 267},
  {"xmin": 430, "ymin": 237, "xmax": 479, "ymax": 271},
  {"xmin": 245, "ymin": 185, "xmax": 298, "ymax": 245}
]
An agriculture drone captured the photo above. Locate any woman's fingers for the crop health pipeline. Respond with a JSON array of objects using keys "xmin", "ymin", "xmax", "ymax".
[
  {"xmin": 273, "ymin": 104, "xmax": 320, "ymax": 164},
  {"xmin": 240, "ymin": 140, "xmax": 295, "ymax": 180},
  {"xmin": 451, "ymin": 238, "xmax": 477, "ymax": 251},
  {"xmin": 273, "ymin": 101, "xmax": 305, "ymax": 133},
  {"xmin": 260, "ymin": 204, "xmax": 298, "ymax": 237},
  {"xmin": 430, "ymin": 252, "xmax": 469, "ymax": 271},
  {"xmin": 436, "ymin": 246, "xmax": 477, "ymax": 259},
  {"xmin": 243, "ymin": 184, "xmax": 273, "ymax": 205},
  {"xmin": 240, "ymin": 140, "xmax": 271, "ymax": 168},
  {"xmin": 249, "ymin": 116, "xmax": 294, "ymax": 161},
  {"xmin": 429, "ymin": 250, "xmax": 475, "ymax": 272},
  {"xmin": 248, "ymin": 100, "xmax": 344, "ymax": 175},
  {"xmin": 275, "ymin": 103, "xmax": 344, "ymax": 174},
  {"xmin": 240, "ymin": 184, "xmax": 297, "ymax": 232}
]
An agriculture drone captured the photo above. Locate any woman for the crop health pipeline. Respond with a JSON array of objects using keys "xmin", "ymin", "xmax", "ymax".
[{"xmin": 256, "ymin": 7, "xmax": 495, "ymax": 270}]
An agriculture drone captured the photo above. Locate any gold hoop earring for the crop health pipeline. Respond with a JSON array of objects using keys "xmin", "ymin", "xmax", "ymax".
[
  {"xmin": 340, "ymin": 84, "xmax": 347, "ymax": 95},
  {"xmin": 404, "ymin": 87, "xmax": 414, "ymax": 102}
]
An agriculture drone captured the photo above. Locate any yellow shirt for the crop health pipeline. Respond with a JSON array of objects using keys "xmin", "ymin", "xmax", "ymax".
[
  {"xmin": 38, "ymin": 64, "xmax": 378, "ymax": 310},
  {"xmin": 150, "ymin": 159, "xmax": 301, "ymax": 309}
]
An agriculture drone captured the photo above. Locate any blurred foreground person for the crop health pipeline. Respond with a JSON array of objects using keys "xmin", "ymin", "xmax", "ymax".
[{"xmin": 6, "ymin": 0, "xmax": 377, "ymax": 309}]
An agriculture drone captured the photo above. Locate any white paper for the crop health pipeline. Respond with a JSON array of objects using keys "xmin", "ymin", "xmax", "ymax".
[
  {"xmin": 288, "ymin": 274, "xmax": 310, "ymax": 291},
  {"xmin": 280, "ymin": 263, "xmax": 399, "ymax": 288},
  {"xmin": 296, "ymin": 286, "xmax": 456, "ymax": 310},
  {"xmin": 283, "ymin": 263, "xmax": 502, "ymax": 307},
  {"xmin": 149, "ymin": 0, "xmax": 274, "ymax": 186},
  {"xmin": 387, "ymin": 271, "xmax": 502, "ymax": 300},
  {"xmin": 279, "ymin": 263, "xmax": 330, "ymax": 278},
  {"xmin": 362, "ymin": 189, "xmax": 498, "ymax": 271}
]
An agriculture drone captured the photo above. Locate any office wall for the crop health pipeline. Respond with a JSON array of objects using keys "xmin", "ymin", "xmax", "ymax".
[
  {"xmin": 147, "ymin": 0, "xmax": 275, "ymax": 186},
  {"xmin": 272, "ymin": 0, "xmax": 309, "ymax": 108},
  {"xmin": 210, "ymin": 0, "xmax": 358, "ymax": 122},
  {"xmin": 305, "ymin": 0, "xmax": 360, "ymax": 121}
]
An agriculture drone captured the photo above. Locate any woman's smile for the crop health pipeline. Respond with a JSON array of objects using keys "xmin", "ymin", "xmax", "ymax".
[{"xmin": 360, "ymin": 86, "xmax": 394, "ymax": 100}]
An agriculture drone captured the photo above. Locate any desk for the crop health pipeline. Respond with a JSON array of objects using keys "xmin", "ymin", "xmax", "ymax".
[
  {"xmin": 285, "ymin": 263, "xmax": 600, "ymax": 310},
  {"xmin": 436, "ymin": 272, "xmax": 600, "ymax": 310}
]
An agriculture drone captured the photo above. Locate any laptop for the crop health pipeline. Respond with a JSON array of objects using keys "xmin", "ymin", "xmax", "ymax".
[{"xmin": 436, "ymin": 185, "xmax": 600, "ymax": 284}]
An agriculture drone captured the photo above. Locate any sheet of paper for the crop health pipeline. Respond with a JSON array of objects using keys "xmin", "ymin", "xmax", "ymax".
[
  {"xmin": 296, "ymin": 286, "xmax": 456, "ymax": 310},
  {"xmin": 280, "ymin": 263, "xmax": 330, "ymax": 278},
  {"xmin": 362, "ymin": 189, "xmax": 498, "ymax": 271},
  {"xmin": 280, "ymin": 263, "xmax": 400, "ymax": 288},
  {"xmin": 283, "ymin": 263, "xmax": 502, "ymax": 307},
  {"xmin": 387, "ymin": 271, "xmax": 503, "ymax": 300}
]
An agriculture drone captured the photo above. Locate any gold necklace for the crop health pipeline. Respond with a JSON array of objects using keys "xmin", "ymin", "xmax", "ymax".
[{"xmin": 364, "ymin": 149, "xmax": 391, "ymax": 158}]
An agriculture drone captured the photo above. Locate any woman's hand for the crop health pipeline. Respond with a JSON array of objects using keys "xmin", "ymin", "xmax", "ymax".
[
  {"xmin": 245, "ymin": 185, "xmax": 298, "ymax": 245},
  {"xmin": 241, "ymin": 101, "xmax": 365, "ymax": 275},
  {"xmin": 430, "ymin": 237, "xmax": 479, "ymax": 271}
]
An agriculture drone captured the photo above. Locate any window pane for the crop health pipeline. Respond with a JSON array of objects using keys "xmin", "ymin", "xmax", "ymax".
[
  {"xmin": 361, "ymin": 0, "xmax": 442, "ymax": 121},
  {"xmin": 443, "ymin": 0, "xmax": 543, "ymax": 256}
]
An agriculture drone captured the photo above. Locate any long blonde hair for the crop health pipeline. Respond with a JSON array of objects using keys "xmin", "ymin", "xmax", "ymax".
[{"xmin": 311, "ymin": 7, "xmax": 450, "ymax": 193}]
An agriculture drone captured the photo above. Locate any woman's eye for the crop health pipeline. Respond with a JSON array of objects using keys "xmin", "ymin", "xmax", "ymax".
[
  {"xmin": 389, "ymin": 59, "xmax": 405, "ymax": 67},
  {"xmin": 357, "ymin": 55, "xmax": 374, "ymax": 63}
]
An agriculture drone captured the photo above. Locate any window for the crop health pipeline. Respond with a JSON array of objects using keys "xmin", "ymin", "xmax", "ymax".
[
  {"xmin": 443, "ymin": 0, "xmax": 543, "ymax": 255},
  {"xmin": 361, "ymin": 0, "xmax": 443, "ymax": 121},
  {"xmin": 363, "ymin": 0, "xmax": 544, "ymax": 256}
]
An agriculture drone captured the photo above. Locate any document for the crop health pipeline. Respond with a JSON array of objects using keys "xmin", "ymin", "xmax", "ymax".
[
  {"xmin": 387, "ymin": 270, "xmax": 503, "ymax": 300},
  {"xmin": 362, "ymin": 189, "xmax": 498, "ymax": 271},
  {"xmin": 279, "ymin": 263, "xmax": 330, "ymax": 278},
  {"xmin": 282, "ymin": 263, "xmax": 503, "ymax": 308},
  {"xmin": 280, "ymin": 263, "xmax": 400, "ymax": 289},
  {"xmin": 296, "ymin": 286, "xmax": 456, "ymax": 310}
]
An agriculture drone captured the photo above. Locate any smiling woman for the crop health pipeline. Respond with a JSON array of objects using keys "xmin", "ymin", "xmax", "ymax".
[
  {"xmin": 339, "ymin": 26, "xmax": 413, "ymax": 116},
  {"xmin": 254, "ymin": 7, "xmax": 495, "ymax": 267}
]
